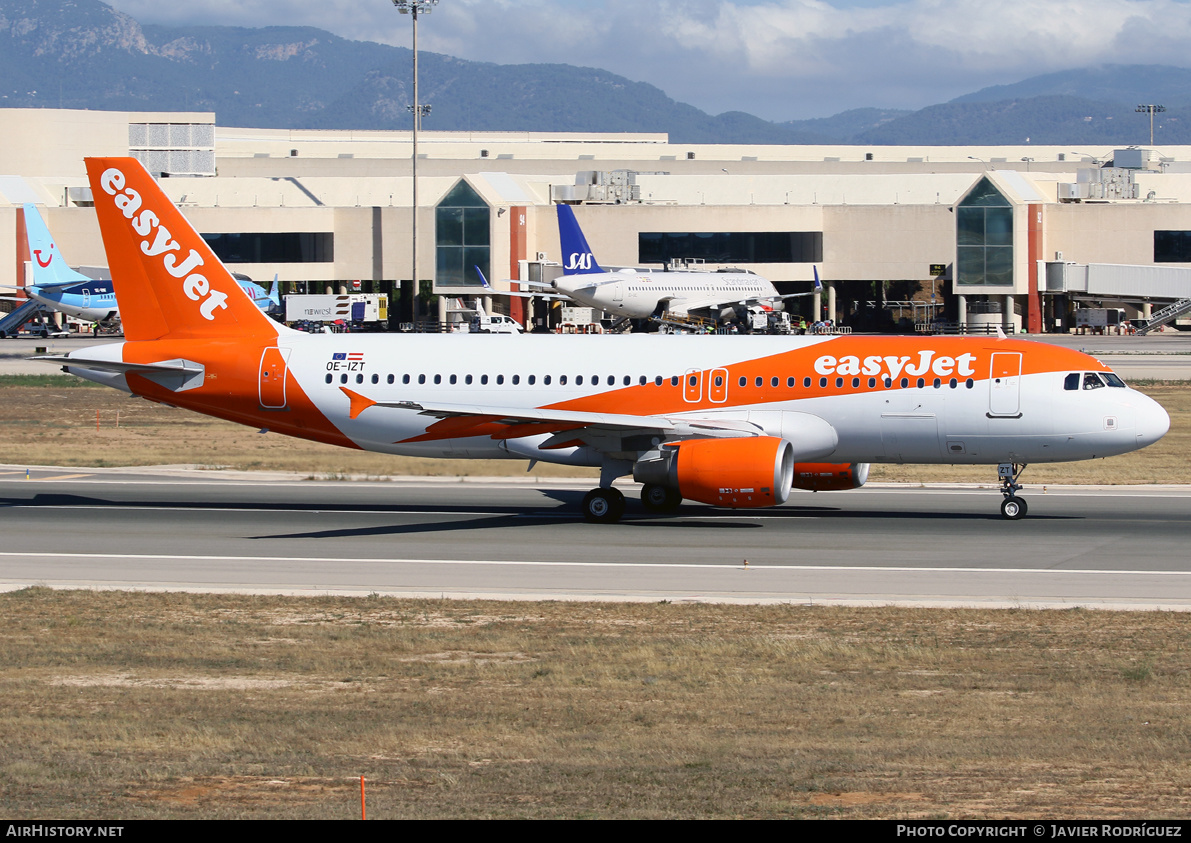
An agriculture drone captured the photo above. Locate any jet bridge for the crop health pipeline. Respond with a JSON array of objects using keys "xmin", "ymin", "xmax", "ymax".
[{"xmin": 1044, "ymin": 260, "xmax": 1191, "ymax": 332}]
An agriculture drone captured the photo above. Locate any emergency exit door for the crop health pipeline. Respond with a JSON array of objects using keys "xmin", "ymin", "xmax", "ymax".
[{"xmin": 988, "ymin": 352, "xmax": 1022, "ymax": 417}]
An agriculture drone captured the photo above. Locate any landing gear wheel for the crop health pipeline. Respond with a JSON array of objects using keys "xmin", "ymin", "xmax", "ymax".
[
  {"xmin": 641, "ymin": 484, "xmax": 682, "ymax": 513},
  {"xmin": 1000, "ymin": 496, "xmax": 1028, "ymax": 520},
  {"xmin": 582, "ymin": 487, "xmax": 626, "ymax": 523}
]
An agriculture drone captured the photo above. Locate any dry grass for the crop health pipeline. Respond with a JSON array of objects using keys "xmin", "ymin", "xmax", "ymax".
[
  {"xmin": 2, "ymin": 589, "xmax": 1189, "ymax": 819},
  {"xmin": 0, "ymin": 377, "xmax": 1187, "ymax": 484}
]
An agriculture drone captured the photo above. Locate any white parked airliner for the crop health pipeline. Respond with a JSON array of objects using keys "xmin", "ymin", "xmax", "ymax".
[
  {"xmin": 38, "ymin": 157, "xmax": 1170, "ymax": 523},
  {"xmin": 539, "ymin": 204, "xmax": 817, "ymax": 325}
]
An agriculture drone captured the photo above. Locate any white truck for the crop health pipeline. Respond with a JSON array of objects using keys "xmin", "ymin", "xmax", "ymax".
[{"xmin": 285, "ymin": 294, "xmax": 387, "ymax": 326}]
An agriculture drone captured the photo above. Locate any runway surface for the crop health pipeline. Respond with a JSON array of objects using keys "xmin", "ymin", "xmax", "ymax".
[{"xmin": 2, "ymin": 468, "xmax": 1190, "ymax": 610}]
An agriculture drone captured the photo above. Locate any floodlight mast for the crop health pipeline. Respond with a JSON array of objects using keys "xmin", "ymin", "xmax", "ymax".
[
  {"xmin": 392, "ymin": 0, "xmax": 439, "ymax": 316},
  {"xmin": 1136, "ymin": 104, "xmax": 1166, "ymax": 147}
]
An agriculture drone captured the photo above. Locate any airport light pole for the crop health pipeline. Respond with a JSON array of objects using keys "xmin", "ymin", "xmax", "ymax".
[
  {"xmin": 1136, "ymin": 104, "xmax": 1166, "ymax": 146},
  {"xmin": 392, "ymin": 0, "xmax": 439, "ymax": 320}
]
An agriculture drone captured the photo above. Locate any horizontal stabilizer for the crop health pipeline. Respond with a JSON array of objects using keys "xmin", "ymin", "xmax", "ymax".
[{"xmin": 32, "ymin": 354, "xmax": 205, "ymax": 392}]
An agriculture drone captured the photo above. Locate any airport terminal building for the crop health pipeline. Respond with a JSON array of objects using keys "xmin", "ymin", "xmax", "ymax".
[{"xmin": 4, "ymin": 107, "xmax": 1191, "ymax": 333}]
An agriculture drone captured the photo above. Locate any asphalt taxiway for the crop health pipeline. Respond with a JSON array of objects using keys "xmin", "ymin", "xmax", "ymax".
[{"xmin": 2, "ymin": 468, "xmax": 1189, "ymax": 610}]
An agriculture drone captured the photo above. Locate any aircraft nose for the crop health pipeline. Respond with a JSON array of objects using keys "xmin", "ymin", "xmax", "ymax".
[{"xmin": 1135, "ymin": 392, "xmax": 1170, "ymax": 447}]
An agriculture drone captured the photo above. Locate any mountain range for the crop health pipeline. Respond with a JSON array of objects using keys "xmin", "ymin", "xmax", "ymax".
[{"xmin": 3, "ymin": 0, "xmax": 1191, "ymax": 146}]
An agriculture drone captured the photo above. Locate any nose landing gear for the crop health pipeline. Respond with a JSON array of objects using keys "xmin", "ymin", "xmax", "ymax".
[{"xmin": 998, "ymin": 463, "xmax": 1028, "ymax": 520}]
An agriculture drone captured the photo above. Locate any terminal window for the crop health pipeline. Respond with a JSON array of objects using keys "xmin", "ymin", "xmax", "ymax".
[
  {"xmin": 202, "ymin": 232, "xmax": 333, "ymax": 263},
  {"xmin": 436, "ymin": 180, "xmax": 491, "ymax": 287},
  {"xmin": 638, "ymin": 231, "xmax": 822, "ymax": 265},
  {"xmin": 956, "ymin": 177, "xmax": 1013, "ymax": 286},
  {"xmin": 1154, "ymin": 231, "xmax": 1191, "ymax": 262}
]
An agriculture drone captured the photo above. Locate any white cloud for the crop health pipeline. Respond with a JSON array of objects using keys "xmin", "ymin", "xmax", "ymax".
[{"xmin": 99, "ymin": 0, "xmax": 1191, "ymax": 120}]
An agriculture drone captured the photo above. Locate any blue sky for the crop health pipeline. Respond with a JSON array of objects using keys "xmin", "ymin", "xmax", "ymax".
[{"xmin": 100, "ymin": 0, "xmax": 1191, "ymax": 121}]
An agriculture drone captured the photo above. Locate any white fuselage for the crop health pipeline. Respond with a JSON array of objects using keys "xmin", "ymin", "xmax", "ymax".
[
  {"xmin": 72, "ymin": 333, "xmax": 1168, "ymax": 473},
  {"xmin": 553, "ymin": 268, "xmax": 779, "ymax": 319}
]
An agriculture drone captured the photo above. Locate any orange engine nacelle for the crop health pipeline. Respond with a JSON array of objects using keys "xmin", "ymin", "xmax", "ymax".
[
  {"xmin": 661, "ymin": 437, "xmax": 795, "ymax": 509},
  {"xmin": 791, "ymin": 462, "xmax": 870, "ymax": 492}
]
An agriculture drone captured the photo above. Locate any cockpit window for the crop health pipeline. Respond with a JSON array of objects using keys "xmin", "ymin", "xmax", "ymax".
[
  {"xmin": 1064, "ymin": 373, "xmax": 1080, "ymax": 391},
  {"xmin": 1083, "ymin": 372, "xmax": 1106, "ymax": 390},
  {"xmin": 1103, "ymin": 372, "xmax": 1127, "ymax": 388}
]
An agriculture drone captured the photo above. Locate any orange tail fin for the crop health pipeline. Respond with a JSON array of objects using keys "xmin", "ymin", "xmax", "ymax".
[{"xmin": 84, "ymin": 157, "xmax": 280, "ymax": 343}]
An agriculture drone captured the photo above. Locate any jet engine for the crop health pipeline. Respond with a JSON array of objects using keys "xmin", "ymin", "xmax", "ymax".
[
  {"xmin": 791, "ymin": 462, "xmax": 870, "ymax": 491},
  {"xmin": 633, "ymin": 436, "xmax": 794, "ymax": 508}
]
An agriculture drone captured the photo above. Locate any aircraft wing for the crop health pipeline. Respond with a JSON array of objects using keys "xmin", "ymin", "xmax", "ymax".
[
  {"xmin": 474, "ymin": 266, "xmax": 570, "ymax": 300},
  {"xmin": 339, "ymin": 387, "xmax": 761, "ymax": 440}
]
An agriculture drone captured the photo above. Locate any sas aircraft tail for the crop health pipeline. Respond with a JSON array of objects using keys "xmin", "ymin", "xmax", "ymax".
[
  {"xmin": 84, "ymin": 157, "xmax": 282, "ymax": 343},
  {"xmin": 556, "ymin": 204, "xmax": 603, "ymax": 275}
]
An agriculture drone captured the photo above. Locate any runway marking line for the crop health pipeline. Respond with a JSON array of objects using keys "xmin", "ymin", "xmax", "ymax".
[{"xmin": 1, "ymin": 551, "xmax": 1190, "ymax": 578}]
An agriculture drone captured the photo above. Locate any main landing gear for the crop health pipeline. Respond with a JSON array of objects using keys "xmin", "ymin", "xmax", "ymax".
[
  {"xmin": 641, "ymin": 483, "xmax": 682, "ymax": 513},
  {"xmin": 998, "ymin": 462, "xmax": 1028, "ymax": 520},
  {"xmin": 582, "ymin": 484, "xmax": 684, "ymax": 523},
  {"xmin": 582, "ymin": 487, "xmax": 626, "ymax": 523}
]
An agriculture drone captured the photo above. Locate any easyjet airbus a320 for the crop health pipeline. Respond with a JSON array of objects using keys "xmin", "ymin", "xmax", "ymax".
[{"xmin": 39, "ymin": 158, "xmax": 1170, "ymax": 522}]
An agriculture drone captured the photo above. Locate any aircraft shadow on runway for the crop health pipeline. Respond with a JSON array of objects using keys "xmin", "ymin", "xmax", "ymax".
[{"xmin": 0, "ymin": 492, "xmax": 1076, "ymax": 545}]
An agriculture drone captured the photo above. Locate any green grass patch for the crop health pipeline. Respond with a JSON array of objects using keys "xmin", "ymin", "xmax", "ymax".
[{"xmin": 0, "ymin": 374, "xmax": 102, "ymax": 388}]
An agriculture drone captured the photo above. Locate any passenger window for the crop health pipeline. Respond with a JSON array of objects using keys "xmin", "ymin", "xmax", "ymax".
[
  {"xmin": 638, "ymin": 375, "xmax": 646, "ymax": 385},
  {"xmin": 755, "ymin": 377, "xmax": 763, "ymax": 387},
  {"xmin": 560, "ymin": 375, "xmax": 568, "ymax": 385},
  {"xmin": 835, "ymin": 378, "xmax": 843, "ymax": 388},
  {"xmin": 528, "ymin": 375, "xmax": 535, "ymax": 385},
  {"xmin": 1064, "ymin": 373, "xmax": 1080, "ymax": 391},
  {"xmin": 867, "ymin": 378, "xmax": 875, "ymax": 388},
  {"xmin": 1083, "ymin": 373, "xmax": 1105, "ymax": 390},
  {"xmin": 325, "ymin": 373, "xmax": 332, "ymax": 384},
  {"xmin": 916, "ymin": 378, "xmax": 925, "ymax": 388},
  {"xmin": 387, "ymin": 374, "xmax": 395, "ymax": 385},
  {"xmin": 884, "ymin": 378, "xmax": 892, "ymax": 388},
  {"xmin": 433, "ymin": 374, "xmax": 441, "ymax": 385},
  {"xmin": 623, "ymin": 375, "xmax": 631, "ymax": 386},
  {"xmin": 497, "ymin": 375, "xmax": 504, "ymax": 385},
  {"xmin": 804, "ymin": 377, "xmax": 812, "ymax": 388},
  {"xmin": 449, "ymin": 374, "xmax": 457, "ymax": 385},
  {"xmin": 901, "ymin": 378, "xmax": 909, "ymax": 388},
  {"xmin": 465, "ymin": 374, "xmax": 473, "ymax": 385},
  {"xmin": 949, "ymin": 378, "xmax": 957, "ymax": 388},
  {"xmin": 544, "ymin": 375, "xmax": 551, "ymax": 385},
  {"xmin": 356, "ymin": 374, "xmax": 364, "ymax": 384},
  {"xmin": 481, "ymin": 374, "xmax": 488, "ymax": 385},
  {"xmin": 670, "ymin": 376, "xmax": 679, "ymax": 386},
  {"xmin": 714, "ymin": 375, "xmax": 724, "ymax": 387},
  {"xmin": 654, "ymin": 376, "xmax": 662, "ymax": 386},
  {"xmin": 739, "ymin": 376, "xmax": 747, "ymax": 387},
  {"xmin": 512, "ymin": 375, "xmax": 520, "ymax": 385},
  {"xmin": 819, "ymin": 377, "xmax": 827, "ymax": 388},
  {"xmin": 772, "ymin": 377, "xmax": 779, "ymax": 387},
  {"xmin": 403, "ymin": 374, "xmax": 411, "ymax": 385},
  {"xmin": 341, "ymin": 374, "xmax": 348, "ymax": 384},
  {"xmin": 787, "ymin": 377, "xmax": 795, "ymax": 387},
  {"xmin": 577, "ymin": 375, "xmax": 584, "ymax": 385}
]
